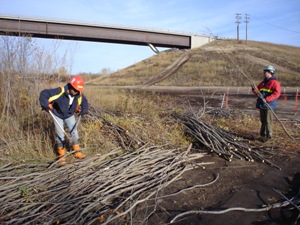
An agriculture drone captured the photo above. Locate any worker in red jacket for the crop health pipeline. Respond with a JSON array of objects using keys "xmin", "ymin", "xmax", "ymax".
[
  {"xmin": 252, "ymin": 65, "xmax": 281, "ymax": 141},
  {"xmin": 39, "ymin": 75, "xmax": 88, "ymax": 164}
]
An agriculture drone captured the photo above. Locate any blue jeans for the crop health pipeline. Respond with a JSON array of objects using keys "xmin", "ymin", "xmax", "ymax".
[{"xmin": 52, "ymin": 114, "xmax": 79, "ymax": 145}]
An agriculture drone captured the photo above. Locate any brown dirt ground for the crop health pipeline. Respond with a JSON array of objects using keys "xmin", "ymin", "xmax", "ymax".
[
  {"xmin": 131, "ymin": 86, "xmax": 300, "ymax": 225},
  {"xmin": 133, "ymin": 154, "xmax": 300, "ymax": 225}
]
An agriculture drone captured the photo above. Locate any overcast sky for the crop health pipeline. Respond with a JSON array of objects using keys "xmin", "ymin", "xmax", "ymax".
[{"xmin": 1, "ymin": 0, "xmax": 299, "ymax": 74}]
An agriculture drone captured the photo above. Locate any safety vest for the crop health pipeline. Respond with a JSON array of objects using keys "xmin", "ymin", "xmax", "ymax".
[
  {"xmin": 259, "ymin": 88, "xmax": 273, "ymax": 93},
  {"xmin": 48, "ymin": 86, "xmax": 82, "ymax": 111}
]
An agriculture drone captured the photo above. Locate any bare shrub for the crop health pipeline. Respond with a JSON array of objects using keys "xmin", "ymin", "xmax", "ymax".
[{"xmin": 0, "ymin": 35, "xmax": 75, "ymax": 162}]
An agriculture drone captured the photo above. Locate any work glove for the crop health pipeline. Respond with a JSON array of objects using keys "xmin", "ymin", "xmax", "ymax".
[
  {"xmin": 42, "ymin": 106, "xmax": 49, "ymax": 112},
  {"xmin": 79, "ymin": 110, "xmax": 88, "ymax": 117},
  {"xmin": 261, "ymin": 97, "xmax": 267, "ymax": 104},
  {"xmin": 42, "ymin": 104, "xmax": 53, "ymax": 112},
  {"xmin": 252, "ymin": 85, "xmax": 260, "ymax": 95},
  {"xmin": 259, "ymin": 96, "xmax": 268, "ymax": 109}
]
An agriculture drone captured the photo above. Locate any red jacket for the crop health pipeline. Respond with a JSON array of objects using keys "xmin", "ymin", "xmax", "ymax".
[{"xmin": 255, "ymin": 76, "xmax": 281, "ymax": 110}]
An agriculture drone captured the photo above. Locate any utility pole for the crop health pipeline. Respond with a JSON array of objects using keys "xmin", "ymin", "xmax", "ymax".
[
  {"xmin": 235, "ymin": 13, "xmax": 242, "ymax": 42},
  {"xmin": 245, "ymin": 14, "xmax": 250, "ymax": 44}
]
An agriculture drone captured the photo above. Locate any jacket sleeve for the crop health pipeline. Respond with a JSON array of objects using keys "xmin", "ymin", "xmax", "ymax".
[
  {"xmin": 80, "ymin": 94, "xmax": 89, "ymax": 114},
  {"xmin": 39, "ymin": 87, "xmax": 62, "ymax": 109},
  {"xmin": 252, "ymin": 82, "xmax": 263, "ymax": 95},
  {"xmin": 265, "ymin": 80, "xmax": 281, "ymax": 103}
]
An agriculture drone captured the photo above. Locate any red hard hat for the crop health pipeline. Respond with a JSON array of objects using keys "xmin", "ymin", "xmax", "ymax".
[{"xmin": 69, "ymin": 75, "xmax": 84, "ymax": 92}]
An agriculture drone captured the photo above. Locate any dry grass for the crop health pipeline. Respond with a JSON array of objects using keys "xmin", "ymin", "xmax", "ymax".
[{"xmin": 84, "ymin": 86, "xmax": 190, "ymax": 149}]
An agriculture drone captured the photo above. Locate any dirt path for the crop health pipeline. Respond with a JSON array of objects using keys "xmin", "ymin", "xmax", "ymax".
[{"xmin": 122, "ymin": 85, "xmax": 299, "ymax": 121}]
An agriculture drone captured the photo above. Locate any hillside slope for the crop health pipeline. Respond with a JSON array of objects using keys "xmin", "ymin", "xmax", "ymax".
[{"xmin": 89, "ymin": 40, "xmax": 300, "ymax": 87}]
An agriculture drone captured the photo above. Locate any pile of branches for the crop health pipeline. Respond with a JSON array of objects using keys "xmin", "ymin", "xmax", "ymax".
[
  {"xmin": 0, "ymin": 144, "xmax": 213, "ymax": 225},
  {"xmin": 177, "ymin": 113, "xmax": 280, "ymax": 169},
  {"xmin": 206, "ymin": 108, "xmax": 237, "ymax": 119},
  {"xmin": 86, "ymin": 104, "xmax": 145, "ymax": 151}
]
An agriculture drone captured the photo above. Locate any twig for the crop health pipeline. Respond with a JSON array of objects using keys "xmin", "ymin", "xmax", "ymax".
[{"xmin": 170, "ymin": 195, "xmax": 300, "ymax": 223}]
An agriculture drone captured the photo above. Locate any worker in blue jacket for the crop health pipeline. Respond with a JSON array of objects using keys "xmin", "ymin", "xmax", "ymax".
[{"xmin": 39, "ymin": 75, "xmax": 88, "ymax": 164}]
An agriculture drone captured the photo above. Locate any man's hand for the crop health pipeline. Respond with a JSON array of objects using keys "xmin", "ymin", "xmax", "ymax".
[
  {"xmin": 42, "ymin": 107, "xmax": 50, "ymax": 112},
  {"xmin": 79, "ymin": 110, "xmax": 88, "ymax": 117},
  {"xmin": 252, "ymin": 85, "xmax": 260, "ymax": 95},
  {"xmin": 259, "ymin": 96, "xmax": 268, "ymax": 109},
  {"xmin": 42, "ymin": 104, "xmax": 53, "ymax": 112},
  {"xmin": 261, "ymin": 97, "xmax": 267, "ymax": 104}
]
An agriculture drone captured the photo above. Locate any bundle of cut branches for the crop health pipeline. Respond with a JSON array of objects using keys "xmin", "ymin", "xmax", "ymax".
[
  {"xmin": 86, "ymin": 104, "xmax": 145, "ymax": 150},
  {"xmin": 0, "ymin": 144, "xmax": 213, "ymax": 225},
  {"xmin": 206, "ymin": 108, "xmax": 237, "ymax": 119},
  {"xmin": 177, "ymin": 113, "xmax": 280, "ymax": 169}
]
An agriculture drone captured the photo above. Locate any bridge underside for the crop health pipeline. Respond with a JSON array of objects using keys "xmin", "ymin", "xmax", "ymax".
[{"xmin": 0, "ymin": 17, "xmax": 192, "ymax": 49}]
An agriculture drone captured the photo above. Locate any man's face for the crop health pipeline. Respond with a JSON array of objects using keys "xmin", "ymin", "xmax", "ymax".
[
  {"xmin": 69, "ymin": 86, "xmax": 79, "ymax": 96},
  {"xmin": 263, "ymin": 70, "xmax": 272, "ymax": 79}
]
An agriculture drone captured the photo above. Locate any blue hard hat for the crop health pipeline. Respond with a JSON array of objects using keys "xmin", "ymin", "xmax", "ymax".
[{"xmin": 264, "ymin": 65, "xmax": 276, "ymax": 74}]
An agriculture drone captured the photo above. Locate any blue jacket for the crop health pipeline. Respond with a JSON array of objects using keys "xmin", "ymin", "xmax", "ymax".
[{"xmin": 39, "ymin": 84, "xmax": 88, "ymax": 119}]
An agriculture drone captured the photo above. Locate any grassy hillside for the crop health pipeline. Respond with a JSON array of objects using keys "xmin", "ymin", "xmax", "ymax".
[{"xmin": 89, "ymin": 39, "xmax": 300, "ymax": 87}]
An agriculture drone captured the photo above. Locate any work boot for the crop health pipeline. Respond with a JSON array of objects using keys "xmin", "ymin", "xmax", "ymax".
[
  {"xmin": 57, "ymin": 147, "xmax": 66, "ymax": 164},
  {"xmin": 72, "ymin": 144, "xmax": 86, "ymax": 159}
]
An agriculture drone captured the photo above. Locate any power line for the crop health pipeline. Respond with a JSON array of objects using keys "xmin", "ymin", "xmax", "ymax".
[{"xmin": 251, "ymin": 16, "xmax": 300, "ymax": 34}]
